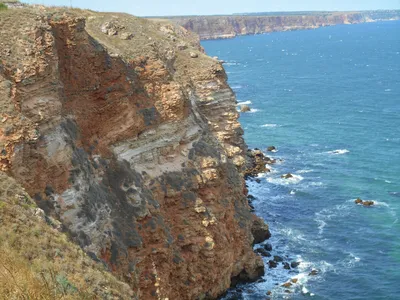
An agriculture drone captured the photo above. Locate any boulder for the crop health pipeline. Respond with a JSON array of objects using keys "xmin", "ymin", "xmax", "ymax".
[
  {"xmin": 291, "ymin": 278, "xmax": 298, "ymax": 284},
  {"xmin": 240, "ymin": 104, "xmax": 251, "ymax": 113},
  {"xmin": 282, "ymin": 282, "xmax": 292, "ymax": 288},
  {"xmin": 251, "ymin": 218, "xmax": 271, "ymax": 245},
  {"xmin": 119, "ymin": 32, "xmax": 134, "ymax": 40},
  {"xmin": 363, "ymin": 200, "xmax": 375, "ymax": 207},
  {"xmin": 355, "ymin": 198, "xmax": 374, "ymax": 206},
  {"xmin": 263, "ymin": 243, "xmax": 273, "ymax": 251},
  {"xmin": 354, "ymin": 198, "xmax": 363, "ymax": 205},
  {"xmin": 309, "ymin": 269, "xmax": 318, "ymax": 276},
  {"xmin": 273, "ymin": 255, "xmax": 283, "ymax": 262},
  {"xmin": 267, "ymin": 146, "xmax": 276, "ymax": 152},
  {"xmin": 281, "ymin": 173, "xmax": 293, "ymax": 179},
  {"xmin": 255, "ymin": 248, "xmax": 271, "ymax": 257},
  {"xmin": 268, "ymin": 260, "xmax": 278, "ymax": 268},
  {"xmin": 190, "ymin": 52, "xmax": 198, "ymax": 58},
  {"xmin": 283, "ymin": 262, "xmax": 291, "ymax": 270},
  {"xmin": 290, "ymin": 261, "xmax": 300, "ymax": 268}
]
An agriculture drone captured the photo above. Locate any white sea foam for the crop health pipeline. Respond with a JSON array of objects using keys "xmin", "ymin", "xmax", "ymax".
[
  {"xmin": 231, "ymin": 85, "xmax": 242, "ymax": 89},
  {"xmin": 297, "ymin": 169, "xmax": 313, "ymax": 174},
  {"xmin": 261, "ymin": 123, "xmax": 279, "ymax": 128},
  {"xmin": 385, "ymin": 89, "xmax": 392, "ymax": 92},
  {"xmin": 371, "ymin": 200, "xmax": 390, "ymax": 207},
  {"xmin": 290, "ymin": 190, "xmax": 296, "ymax": 195},
  {"xmin": 316, "ymin": 219, "xmax": 327, "ymax": 235},
  {"xmin": 385, "ymin": 180, "xmax": 392, "ymax": 184},
  {"xmin": 237, "ymin": 100, "xmax": 252, "ymax": 105},
  {"xmin": 247, "ymin": 108, "xmax": 260, "ymax": 113},
  {"xmin": 267, "ymin": 174, "xmax": 304, "ymax": 185},
  {"xmin": 327, "ymin": 149, "xmax": 350, "ymax": 155},
  {"xmin": 349, "ymin": 253, "xmax": 361, "ymax": 262}
]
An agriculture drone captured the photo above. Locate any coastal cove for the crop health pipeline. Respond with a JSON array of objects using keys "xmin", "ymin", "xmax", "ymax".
[{"xmin": 203, "ymin": 20, "xmax": 400, "ymax": 299}]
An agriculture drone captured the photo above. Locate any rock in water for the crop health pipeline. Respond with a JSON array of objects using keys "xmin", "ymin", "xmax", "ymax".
[
  {"xmin": 290, "ymin": 261, "xmax": 301, "ymax": 268},
  {"xmin": 267, "ymin": 146, "xmax": 276, "ymax": 152},
  {"xmin": 363, "ymin": 200, "xmax": 375, "ymax": 207},
  {"xmin": 268, "ymin": 260, "xmax": 278, "ymax": 268},
  {"xmin": 255, "ymin": 248, "xmax": 271, "ymax": 257},
  {"xmin": 240, "ymin": 104, "xmax": 251, "ymax": 112},
  {"xmin": 263, "ymin": 243, "xmax": 273, "ymax": 251},
  {"xmin": 252, "ymin": 218, "xmax": 271, "ymax": 244},
  {"xmin": 282, "ymin": 282, "xmax": 292, "ymax": 288},
  {"xmin": 309, "ymin": 269, "xmax": 319, "ymax": 276},
  {"xmin": 273, "ymin": 255, "xmax": 284, "ymax": 262},
  {"xmin": 281, "ymin": 173, "xmax": 294, "ymax": 179},
  {"xmin": 354, "ymin": 198, "xmax": 374, "ymax": 206},
  {"xmin": 355, "ymin": 198, "xmax": 363, "ymax": 204}
]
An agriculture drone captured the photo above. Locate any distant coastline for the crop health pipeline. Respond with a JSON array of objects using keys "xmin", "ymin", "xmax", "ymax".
[{"xmin": 161, "ymin": 10, "xmax": 400, "ymax": 40}]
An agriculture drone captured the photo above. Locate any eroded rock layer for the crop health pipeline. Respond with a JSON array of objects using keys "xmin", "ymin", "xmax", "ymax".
[{"xmin": 0, "ymin": 8, "xmax": 267, "ymax": 299}]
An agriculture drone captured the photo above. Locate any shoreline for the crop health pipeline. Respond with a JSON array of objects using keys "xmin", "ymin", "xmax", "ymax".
[{"xmin": 168, "ymin": 11, "xmax": 400, "ymax": 41}]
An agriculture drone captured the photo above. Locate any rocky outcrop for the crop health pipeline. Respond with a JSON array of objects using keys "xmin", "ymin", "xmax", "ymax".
[
  {"xmin": 169, "ymin": 11, "xmax": 400, "ymax": 40},
  {"xmin": 355, "ymin": 198, "xmax": 375, "ymax": 206},
  {"xmin": 0, "ymin": 7, "xmax": 268, "ymax": 299}
]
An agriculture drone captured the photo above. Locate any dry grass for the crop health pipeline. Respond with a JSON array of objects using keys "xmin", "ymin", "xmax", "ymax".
[{"xmin": 0, "ymin": 172, "xmax": 134, "ymax": 300}]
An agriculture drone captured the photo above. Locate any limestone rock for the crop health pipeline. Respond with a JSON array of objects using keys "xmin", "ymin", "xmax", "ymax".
[{"xmin": 119, "ymin": 32, "xmax": 134, "ymax": 40}]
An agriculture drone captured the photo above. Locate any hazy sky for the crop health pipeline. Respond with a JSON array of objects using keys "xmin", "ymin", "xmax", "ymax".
[{"xmin": 23, "ymin": 0, "xmax": 400, "ymax": 16}]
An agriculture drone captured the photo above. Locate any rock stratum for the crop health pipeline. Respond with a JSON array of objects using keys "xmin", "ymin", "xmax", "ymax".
[
  {"xmin": 168, "ymin": 10, "xmax": 400, "ymax": 40},
  {"xmin": 0, "ymin": 6, "xmax": 268, "ymax": 300}
]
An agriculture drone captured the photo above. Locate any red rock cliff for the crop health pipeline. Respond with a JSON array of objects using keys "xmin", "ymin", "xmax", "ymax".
[{"xmin": 0, "ymin": 8, "xmax": 268, "ymax": 299}]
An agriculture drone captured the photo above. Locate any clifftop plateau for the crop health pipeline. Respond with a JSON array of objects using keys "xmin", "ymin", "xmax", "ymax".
[
  {"xmin": 167, "ymin": 10, "xmax": 400, "ymax": 40},
  {"xmin": 0, "ymin": 5, "xmax": 269, "ymax": 299}
]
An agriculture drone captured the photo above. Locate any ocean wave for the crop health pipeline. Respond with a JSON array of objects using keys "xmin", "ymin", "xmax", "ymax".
[
  {"xmin": 247, "ymin": 108, "xmax": 260, "ymax": 113},
  {"xmin": 327, "ymin": 149, "xmax": 350, "ymax": 155},
  {"xmin": 237, "ymin": 100, "xmax": 252, "ymax": 105},
  {"xmin": 261, "ymin": 123, "xmax": 279, "ymax": 128},
  {"xmin": 230, "ymin": 85, "xmax": 242, "ymax": 89},
  {"xmin": 315, "ymin": 202, "xmax": 352, "ymax": 234},
  {"xmin": 224, "ymin": 62, "xmax": 240, "ymax": 66},
  {"xmin": 297, "ymin": 169, "xmax": 313, "ymax": 174},
  {"xmin": 385, "ymin": 89, "xmax": 392, "ymax": 92},
  {"xmin": 389, "ymin": 192, "xmax": 400, "ymax": 197},
  {"xmin": 267, "ymin": 174, "xmax": 304, "ymax": 185}
]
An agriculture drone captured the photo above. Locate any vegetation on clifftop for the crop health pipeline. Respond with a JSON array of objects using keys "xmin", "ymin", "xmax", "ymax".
[{"xmin": 0, "ymin": 173, "xmax": 133, "ymax": 299}]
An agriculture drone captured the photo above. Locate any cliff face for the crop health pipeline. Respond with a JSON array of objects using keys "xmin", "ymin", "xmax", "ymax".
[
  {"xmin": 0, "ymin": 7, "xmax": 266, "ymax": 299},
  {"xmin": 170, "ymin": 11, "xmax": 400, "ymax": 40}
]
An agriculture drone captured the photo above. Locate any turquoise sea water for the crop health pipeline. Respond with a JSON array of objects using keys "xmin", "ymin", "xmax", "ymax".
[{"xmin": 203, "ymin": 21, "xmax": 400, "ymax": 299}]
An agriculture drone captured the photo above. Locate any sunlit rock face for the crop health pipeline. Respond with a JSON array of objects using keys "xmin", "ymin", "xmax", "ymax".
[{"xmin": 0, "ymin": 9, "xmax": 267, "ymax": 299}]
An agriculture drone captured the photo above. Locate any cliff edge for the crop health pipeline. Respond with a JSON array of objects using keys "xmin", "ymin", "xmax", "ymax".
[
  {"xmin": 168, "ymin": 11, "xmax": 400, "ymax": 40},
  {"xmin": 0, "ymin": 6, "xmax": 267, "ymax": 299}
]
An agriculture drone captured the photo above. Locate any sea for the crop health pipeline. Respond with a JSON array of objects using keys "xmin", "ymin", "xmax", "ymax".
[{"xmin": 202, "ymin": 20, "xmax": 400, "ymax": 299}]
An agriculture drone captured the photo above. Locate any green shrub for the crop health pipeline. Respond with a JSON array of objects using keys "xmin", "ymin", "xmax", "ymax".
[{"xmin": 0, "ymin": 3, "xmax": 7, "ymax": 11}]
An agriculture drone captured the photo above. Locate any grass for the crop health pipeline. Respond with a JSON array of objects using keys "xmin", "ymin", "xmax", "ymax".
[
  {"xmin": 0, "ymin": 3, "xmax": 7, "ymax": 10},
  {"xmin": 0, "ymin": 172, "xmax": 134, "ymax": 299}
]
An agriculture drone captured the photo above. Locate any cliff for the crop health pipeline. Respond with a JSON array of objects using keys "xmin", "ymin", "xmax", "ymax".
[
  {"xmin": 0, "ymin": 6, "xmax": 268, "ymax": 300},
  {"xmin": 168, "ymin": 10, "xmax": 400, "ymax": 40}
]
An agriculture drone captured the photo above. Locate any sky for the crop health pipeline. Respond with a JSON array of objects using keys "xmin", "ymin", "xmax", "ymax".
[{"xmin": 23, "ymin": 0, "xmax": 400, "ymax": 16}]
